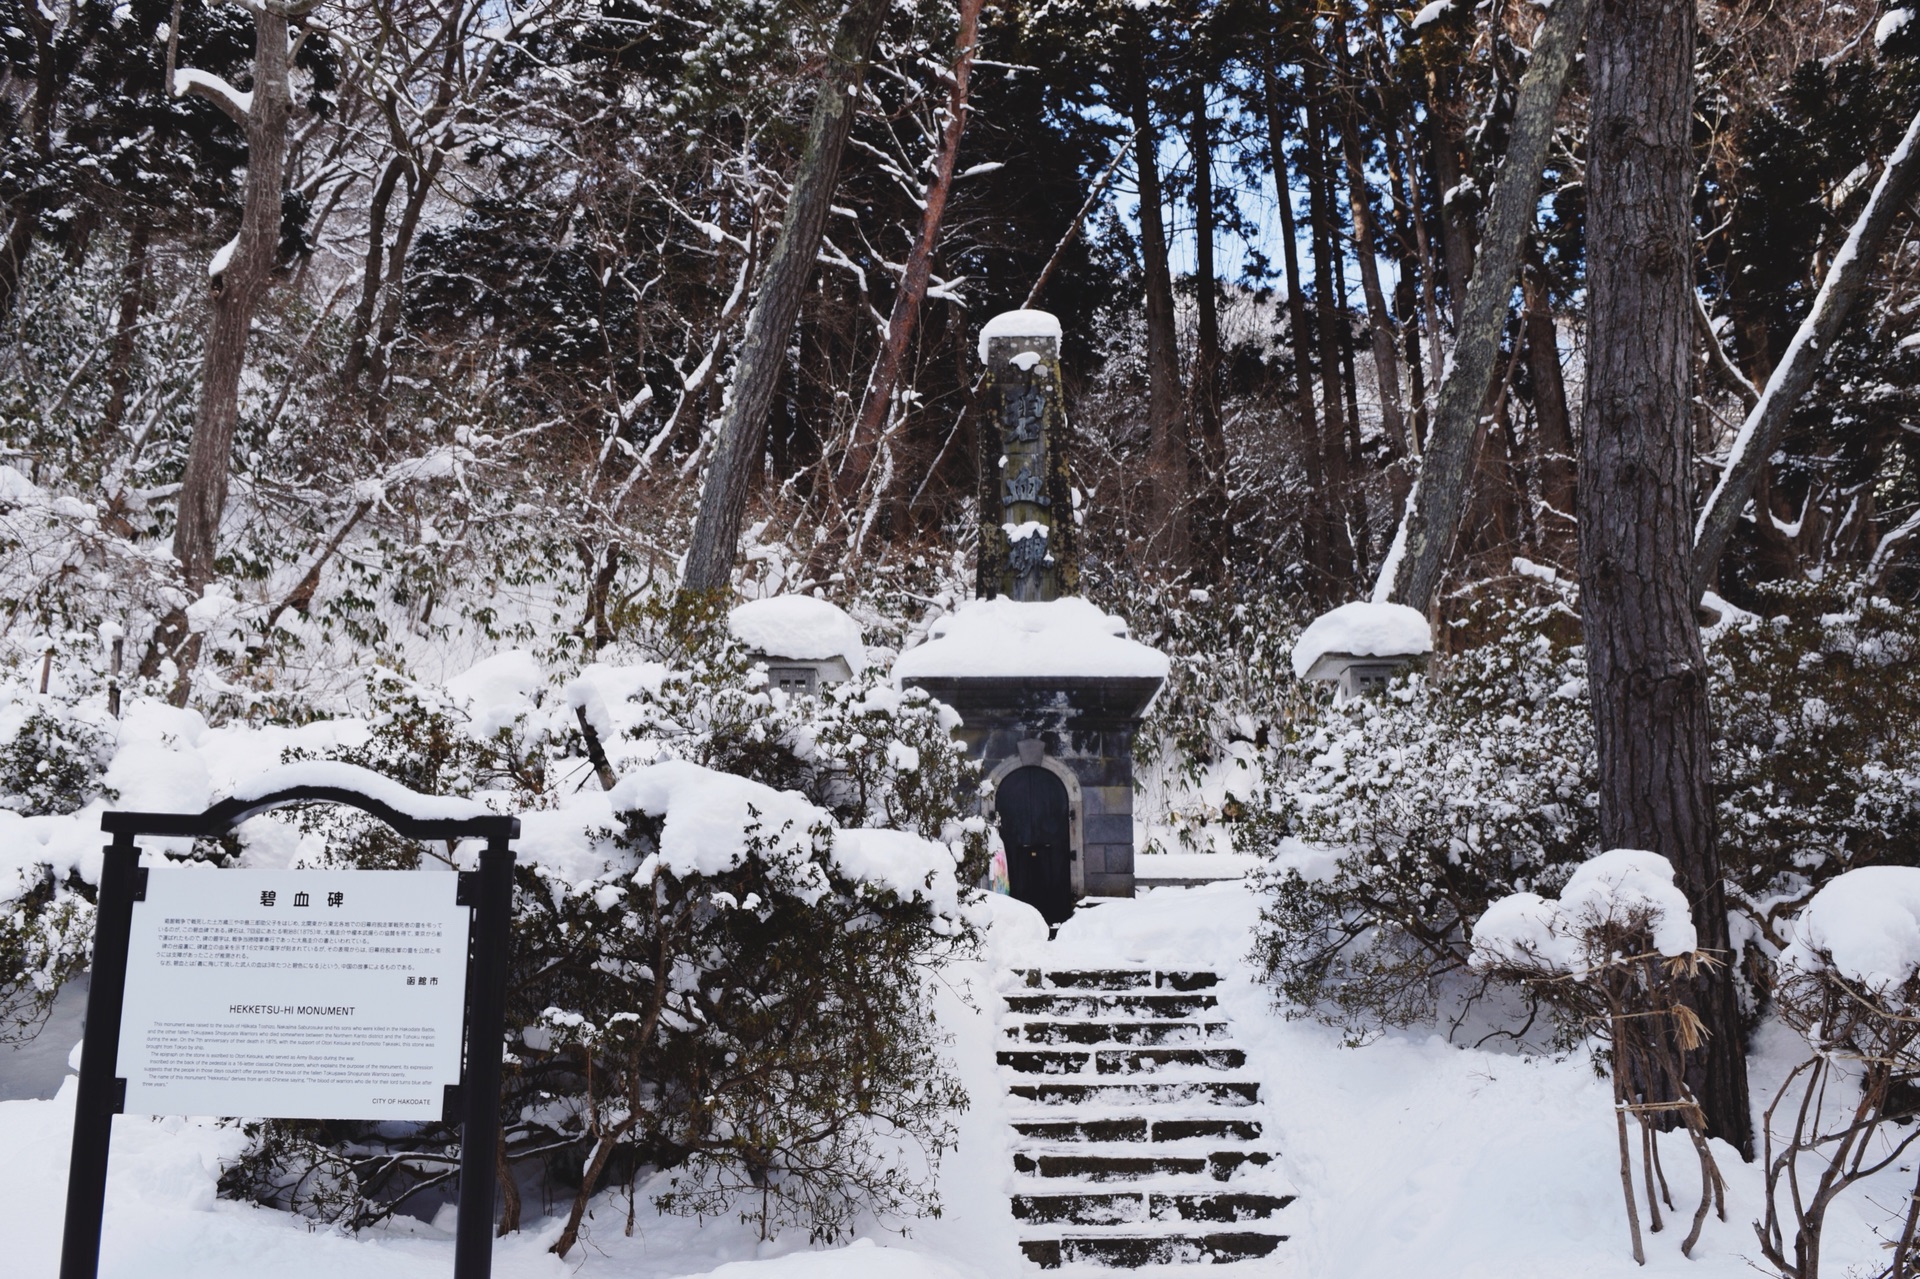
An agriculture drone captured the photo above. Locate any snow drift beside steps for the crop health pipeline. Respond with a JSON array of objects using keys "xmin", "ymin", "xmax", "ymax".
[
  {"xmin": 892, "ymin": 597, "xmax": 1168, "ymax": 682},
  {"xmin": 1290, "ymin": 600, "xmax": 1434, "ymax": 679}
]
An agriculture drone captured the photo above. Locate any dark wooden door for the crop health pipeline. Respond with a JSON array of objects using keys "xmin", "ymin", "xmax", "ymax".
[{"xmin": 998, "ymin": 766, "xmax": 1074, "ymax": 925}]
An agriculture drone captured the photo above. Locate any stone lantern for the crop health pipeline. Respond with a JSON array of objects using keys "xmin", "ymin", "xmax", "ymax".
[
  {"xmin": 1290, "ymin": 601, "xmax": 1434, "ymax": 700},
  {"xmin": 728, "ymin": 596, "xmax": 866, "ymax": 695}
]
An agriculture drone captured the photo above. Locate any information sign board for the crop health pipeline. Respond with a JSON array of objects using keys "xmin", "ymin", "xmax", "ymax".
[{"xmin": 117, "ymin": 869, "xmax": 471, "ymax": 1121}]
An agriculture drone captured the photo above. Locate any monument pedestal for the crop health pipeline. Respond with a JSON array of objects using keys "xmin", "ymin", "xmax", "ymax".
[{"xmin": 903, "ymin": 674, "xmax": 1159, "ymax": 898}]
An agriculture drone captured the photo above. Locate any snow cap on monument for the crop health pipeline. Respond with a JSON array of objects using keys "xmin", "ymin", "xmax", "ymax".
[{"xmin": 978, "ymin": 309, "xmax": 1062, "ymax": 365}]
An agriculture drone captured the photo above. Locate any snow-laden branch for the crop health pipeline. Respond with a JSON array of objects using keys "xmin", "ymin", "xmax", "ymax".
[
  {"xmin": 1694, "ymin": 103, "xmax": 1920, "ymax": 588},
  {"xmin": 172, "ymin": 67, "xmax": 253, "ymax": 125}
]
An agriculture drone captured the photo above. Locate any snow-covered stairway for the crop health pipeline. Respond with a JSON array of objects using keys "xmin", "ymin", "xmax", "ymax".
[{"xmin": 998, "ymin": 967, "xmax": 1294, "ymax": 1268}]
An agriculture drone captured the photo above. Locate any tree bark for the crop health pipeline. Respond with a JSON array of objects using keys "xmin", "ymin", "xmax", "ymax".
[
  {"xmin": 145, "ymin": 3, "xmax": 296, "ymax": 699},
  {"xmin": 1374, "ymin": 0, "xmax": 1590, "ymax": 609},
  {"xmin": 1523, "ymin": 262, "xmax": 1575, "ymax": 540},
  {"xmin": 1304, "ymin": 58, "xmax": 1354, "ymax": 577},
  {"xmin": 1426, "ymin": 68, "xmax": 1477, "ymax": 326},
  {"xmin": 1692, "ymin": 102, "xmax": 1920, "ymax": 590},
  {"xmin": 835, "ymin": 0, "xmax": 986, "ymax": 518},
  {"xmin": 344, "ymin": 153, "xmax": 406, "ymax": 385},
  {"xmin": 1188, "ymin": 79, "xmax": 1227, "ymax": 573},
  {"xmin": 1581, "ymin": 0, "xmax": 1752, "ymax": 1159},
  {"xmin": 1337, "ymin": 45, "xmax": 1408, "ymax": 459},
  {"xmin": 101, "ymin": 221, "xmax": 151, "ymax": 441},
  {"xmin": 0, "ymin": 1, "xmax": 61, "ymax": 317},
  {"xmin": 1262, "ymin": 55, "xmax": 1324, "ymax": 575},
  {"xmin": 678, "ymin": 0, "xmax": 892, "ymax": 595},
  {"xmin": 1129, "ymin": 60, "xmax": 1190, "ymax": 568}
]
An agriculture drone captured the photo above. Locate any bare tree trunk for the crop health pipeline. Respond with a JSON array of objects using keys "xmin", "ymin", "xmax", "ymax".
[
  {"xmin": 1692, "ymin": 103, "xmax": 1920, "ymax": 589},
  {"xmin": 1189, "ymin": 79, "xmax": 1228, "ymax": 574},
  {"xmin": 1338, "ymin": 44, "xmax": 1407, "ymax": 459},
  {"xmin": 835, "ymin": 0, "xmax": 986, "ymax": 518},
  {"xmin": 1130, "ymin": 61, "xmax": 1190, "ymax": 569},
  {"xmin": 0, "ymin": 2, "xmax": 60, "ymax": 317},
  {"xmin": 1374, "ymin": 0, "xmax": 1590, "ymax": 609},
  {"xmin": 1305, "ymin": 58, "xmax": 1354, "ymax": 578},
  {"xmin": 101, "ymin": 221, "xmax": 151, "ymax": 441},
  {"xmin": 1524, "ymin": 262, "xmax": 1575, "ymax": 542},
  {"xmin": 1426, "ymin": 68, "xmax": 1477, "ymax": 326},
  {"xmin": 1262, "ymin": 54, "xmax": 1324, "ymax": 576},
  {"xmin": 678, "ymin": 0, "xmax": 892, "ymax": 596},
  {"xmin": 344, "ymin": 153, "xmax": 405, "ymax": 385},
  {"xmin": 366, "ymin": 153, "xmax": 443, "ymax": 409},
  {"xmin": 1581, "ymin": 0, "xmax": 1752, "ymax": 1159},
  {"xmin": 145, "ymin": 3, "xmax": 296, "ymax": 699}
]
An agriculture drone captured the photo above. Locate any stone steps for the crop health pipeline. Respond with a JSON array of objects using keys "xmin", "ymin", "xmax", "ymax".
[{"xmin": 999, "ymin": 967, "xmax": 1291, "ymax": 1269}]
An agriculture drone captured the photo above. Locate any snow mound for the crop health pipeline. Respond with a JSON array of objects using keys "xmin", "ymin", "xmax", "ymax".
[
  {"xmin": 563, "ymin": 659, "xmax": 672, "ymax": 745},
  {"xmin": 227, "ymin": 761, "xmax": 493, "ymax": 822},
  {"xmin": 833, "ymin": 826, "xmax": 962, "ymax": 915},
  {"xmin": 728, "ymin": 595, "xmax": 867, "ymax": 674},
  {"xmin": 1878, "ymin": 7, "xmax": 1912, "ymax": 47},
  {"xmin": 1290, "ymin": 600, "xmax": 1433, "ymax": 679},
  {"xmin": 892, "ymin": 596, "xmax": 1168, "ymax": 682},
  {"xmin": 977, "ymin": 308, "xmax": 1062, "ymax": 365},
  {"xmin": 607, "ymin": 760, "xmax": 965, "ymax": 916},
  {"xmin": 1781, "ymin": 865, "xmax": 1920, "ymax": 992},
  {"xmin": 1472, "ymin": 849, "xmax": 1698, "ymax": 974},
  {"xmin": 444, "ymin": 649, "xmax": 544, "ymax": 739},
  {"xmin": 611, "ymin": 759, "xmax": 828, "ymax": 880},
  {"xmin": 1411, "ymin": 0, "xmax": 1451, "ymax": 30}
]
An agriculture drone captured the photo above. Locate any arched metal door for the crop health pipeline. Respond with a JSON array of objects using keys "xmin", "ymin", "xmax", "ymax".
[{"xmin": 998, "ymin": 765, "xmax": 1074, "ymax": 925}]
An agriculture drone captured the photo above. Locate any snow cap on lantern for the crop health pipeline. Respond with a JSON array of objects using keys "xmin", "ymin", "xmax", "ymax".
[
  {"xmin": 728, "ymin": 595, "xmax": 867, "ymax": 694},
  {"xmin": 1291, "ymin": 601, "xmax": 1434, "ymax": 698}
]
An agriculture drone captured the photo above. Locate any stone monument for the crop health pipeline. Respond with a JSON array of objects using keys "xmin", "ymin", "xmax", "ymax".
[
  {"xmin": 895, "ymin": 311, "xmax": 1166, "ymax": 921},
  {"xmin": 975, "ymin": 310, "xmax": 1078, "ymax": 601}
]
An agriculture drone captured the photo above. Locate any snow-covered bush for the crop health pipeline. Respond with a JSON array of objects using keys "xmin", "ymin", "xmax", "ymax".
[
  {"xmin": 1709, "ymin": 582, "xmax": 1920, "ymax": 951},
  {"xmin": 1249, "ymin": 598, "xmax": 1598, "ymax": 1031},
  {"xmin": 514, "ymin": 764, "xmax": 972, "ymax": 1250},
  {"xmin": 1758, "ymin": 867, "xmax": 1920, "ymax": 1279},
  {"xmin": 1250, "ymin": 581, "xmax": 1920, "ymax": 1035},
  {"xmin": 1471, "ymin": 852, "xmax": 1726, "ymax": 1265},
  {"xmin": 218, "ymin": 631, "xmax": 983, "ymax": 1247},
  {"xmin": 1082, "ymin": 576, "xmax": 1314, "ymax": 852}
]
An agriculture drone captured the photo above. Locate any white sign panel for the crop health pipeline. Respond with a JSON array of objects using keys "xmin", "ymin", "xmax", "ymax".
[{"xmin": 117, "ymin": 869, "xmax": 471, "ymax": 1121}]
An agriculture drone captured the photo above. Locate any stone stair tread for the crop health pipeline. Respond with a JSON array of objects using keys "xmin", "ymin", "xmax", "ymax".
[
  {"xmin": 1009, "ymin": 969, "xmax": 1221, "ymax": 993},
  {"xmin": 1008, "ymin": 1081, "xmax": 1261, "ymax": 1108},
  {"xmin": 1011, "ymin": 1190, "xmax": 1293, "ymax": 1228},
  {"xmin": 1012, "ymin": 1118, "xmax": 1263, "ymax": 1144},
  {"xmin": 1007, "ymin": 1021, "xmax": 1234, "ymax": 1046},
  {"xmin": 1006, "ymin": 994, "xmax": 1221, "ymax": 1017},
  {"xmin": 1014, "ymin": 1150, "xmax": 1276, "ymax": 1183},
  {"xmin": 997, "ymin": 968, "xmax": 1289, "ymax": 1268},
  {"xmin": 1017, "ymin": 1231, "xmax": 1287, "ymax": 1269}
]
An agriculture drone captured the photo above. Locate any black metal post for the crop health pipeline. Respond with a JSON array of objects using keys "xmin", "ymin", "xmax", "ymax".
[
  {"xmin": 59, "ymin": 832, "xmax": 140, "ymax": 1279},
  {"xmin": 453, "ymin": 832, "xmax": 515, "ymax": 1279}
]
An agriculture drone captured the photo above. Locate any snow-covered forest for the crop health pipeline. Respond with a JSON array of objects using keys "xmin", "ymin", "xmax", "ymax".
[{"xmin": 7, "ymin": 0, "xmax": 1920, "ymax": 1274}]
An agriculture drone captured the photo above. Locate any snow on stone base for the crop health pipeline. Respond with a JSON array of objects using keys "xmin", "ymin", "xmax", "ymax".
[
  {"xmin": 1289, "ymin": 601, "xmax": 1433, "ymax": 680},
  {"xmin": 892, "ymin": 597, "xmax": 1168, "ymax": 683}
]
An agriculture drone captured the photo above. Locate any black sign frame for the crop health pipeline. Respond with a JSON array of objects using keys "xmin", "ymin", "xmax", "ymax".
[{"xmin": 57, "ymin": 782, "xmax": 519, "ymax": 1279}]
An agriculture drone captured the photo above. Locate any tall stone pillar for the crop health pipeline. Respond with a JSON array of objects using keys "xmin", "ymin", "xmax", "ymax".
[{"xmin": 975, "ymin": 310, "xmax": 1079, "ymax": 601}]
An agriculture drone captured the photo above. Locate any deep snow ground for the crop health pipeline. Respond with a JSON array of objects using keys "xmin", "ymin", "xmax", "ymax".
[{"xmin": 1, "ymin": 880, "xmax": 1906, "ymax": 1278}]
